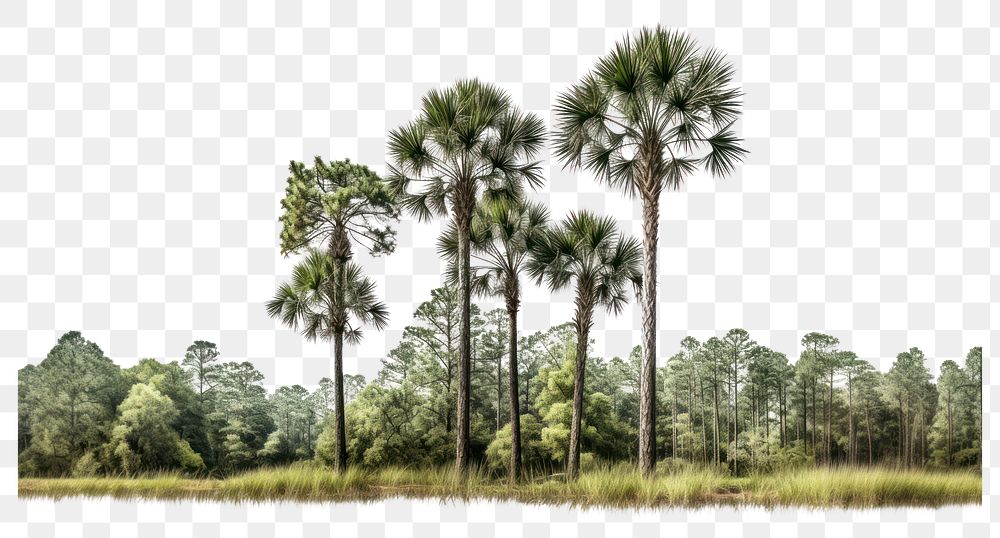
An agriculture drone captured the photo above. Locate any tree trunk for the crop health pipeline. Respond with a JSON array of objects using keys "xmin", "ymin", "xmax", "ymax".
[
  {"xmin": 454, "ymin": 200, "xmax": 473, "ymax": 476},
  {"xmin": 827, "ymin": 370, "xmax": 833, "ymax": 464},
  {"xmin": 778, "ymin": 383, "xmax": 785, "ymax": 448},
  {"xmin": 333, "ymin": 330, "xmax": 348, "ymax": 472},
  {"xmin": 946, "ymin": 391, "xmax": 953, "ymax": 466},
  {"xmin": 764, "ymin": 389, "xmax": 770, "ymax": 456},
  {"xmin": 865, "ymin": 401, "xmax": 873, "ymax": 466},
  {"xmin": 506, "ymin": 295, "xmax": 522, "ymax": 483},
  {"xmin": 713, "ymin": 368, "xmax": 721, "ymax": 466},
  {"xmin": 898, "ymin": 399, "xmax": 904, "ymax": 467},
  {"xmin": 847, "ymin": 372, "xmax": 854, "ymax": 466},
  {"xmin": 567, "ymin": 292, "xmax": 593, "ymax": 480},
  {"xmin": 638, "ymin": 193, "xmax": 659, "ymax": 476},
  {"xmin": 671, "ymin": 385, "xmax": 678, "ymax": 459},
  {"xmin": 811, "ymin": 380, "xmax": 817, "ymax": 459},
  {"xmin": 329, "ymin": 231, "xmax": 351, "ymax": 474},
  {"xmin": 700, "ymin": 375, "xmax": 708, "ymax": 465},
  {"xmin": 496, "ymin": 354, "xmax": 502, "ymax": 433},
  {"xmin": 732, "ymin": 350, "xmax": 739, "ymax": 475},
  {"xmin": 802, "ymin": 380, "xmax": 807, "ymax": 453},
  {"xmin": 688, "ymin": 367, "xmax": 695, "ymax": 462}
]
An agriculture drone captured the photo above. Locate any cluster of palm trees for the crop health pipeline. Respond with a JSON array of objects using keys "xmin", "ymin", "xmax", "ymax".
[{"xmin": 267, "ymin": 26, "xmax": 747, "ymax": 481}]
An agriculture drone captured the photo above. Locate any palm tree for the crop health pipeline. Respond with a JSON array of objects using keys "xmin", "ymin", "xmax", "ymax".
[
  {"xmin": 266, "ymin": 251, "xmax": 389, "ymax": 472},
  {"xmin": 527, "ymin": 211, "xmax": 641, "ymax": 479},
  {"xmin": 552, "ymin": 27, "xmax": 747, "ymax": 475},
  {"xmin": 387, "ymin": 79, "xmax": 546, "ymax": 475},
  {"xmin": 439, "ymin": 198, "xmax": 550, "ymax": 482},
  {"xmin": 270, "ymin": 157, "xmax": 398, "ymax": 473}
]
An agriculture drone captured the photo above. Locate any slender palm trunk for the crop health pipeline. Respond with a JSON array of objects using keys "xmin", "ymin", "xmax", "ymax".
[
  {"xmin": 506, "ymin": 291, "xmax": 522, "ymax": 482},
  {"xmin": 332, "ymin": 330, "xmax": 348, "ymax": 472},
  {"xmin": 330, "ymin": 232, "xmax": 350, "ymax": 473},
  {"xmin": 454, "ymin": 198, "xmax": 473, "ymax": 476},
  {"xmin": 567, "ymin": 289, "xmax": 593, "ymax": 480},
  {"xmin": 638, "ymin": 193, "xmax": 659, "ymax": 476}
]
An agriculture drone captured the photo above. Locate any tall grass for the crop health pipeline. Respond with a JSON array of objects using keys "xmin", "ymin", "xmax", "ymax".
[
  {"xmin": 18, "ymin": 463, "xmax": 981, "ymax": 509},
  {"xmin": 742, "ymin": 466, "xmax": 982, "ymax": 508}
]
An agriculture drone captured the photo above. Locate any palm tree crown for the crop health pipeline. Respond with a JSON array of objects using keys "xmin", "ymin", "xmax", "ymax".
[
  {"xmin": 266, "ymin": 249, "xmax": 389, "ymax": 345},
  {"xmin": 553, "ymin": 26, "xmax": 747, "ymax": 193},
  {"xmin": 527, "ymin": 211, "xmax": 642, "ymax": 311},
  {"xmin": 439, "ymin": 198, "xmax": 551, "ymax": 299},
  {"xmin": 386, "ymin": 78, "xmax": 547, "ymax": 219}
]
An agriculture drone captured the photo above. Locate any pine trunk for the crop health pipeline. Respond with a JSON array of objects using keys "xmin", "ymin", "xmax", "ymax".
[
  {"xmin": 732, "ymin": 350, "xmax": 739, "ymax": 475},
  {"xmin": 847, "ymin": 373, "xmax": 854, "ymax": 466},
  {"xmin": 827, "ymin": 370, "xmax": 833, "ymax": 464},
  {"xmin": 672, "ymin": 388, "xmax": 678, "ymax": 458},
  {"xmin": 811, "ymin": 380, "xmax": 817, "ymax": 458},
  {"xmin": 865, "ymin": 402, "xmax": 873, "ymax": 466},
  {"xmin": 713, "ymin": 368, "xmax": 721, "ymax": 466},
  {"xmin": 688, "ymin": 368, "xmax": 695, "ymax": 462},
  {"xmin": 802, "ymin": 381, "xmax": 807, "ymax": 453},
  {"xmin": 700, "ymin": 374, "xmax": 708, "ymax": 465},
  {"xmin": 946, "ymin": 391, "xmax": 953, "ymax": 466},
  {"xmin": 778, "ymin": 383, "xmax": 785, "ymax": 448}
]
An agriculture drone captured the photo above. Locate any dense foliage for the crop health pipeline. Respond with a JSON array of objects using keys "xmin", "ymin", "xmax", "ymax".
[{"xmin": 18, "ymin": 308, "xmax": 981, "ymax": 477}]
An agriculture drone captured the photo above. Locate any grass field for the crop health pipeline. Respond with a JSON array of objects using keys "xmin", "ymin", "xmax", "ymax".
[{"xmin": 18, "ymin": 464, "xmax": 981, "ymax": 509}]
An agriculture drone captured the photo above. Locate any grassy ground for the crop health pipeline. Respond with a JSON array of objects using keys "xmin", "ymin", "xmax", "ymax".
[{"xmin": 18, "ymin": 464, "xmax": 981, "ymax": 509}]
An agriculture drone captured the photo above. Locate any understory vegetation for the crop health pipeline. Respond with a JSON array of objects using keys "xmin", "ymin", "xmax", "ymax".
[
  {"xmin": 18, "ymin": 324, "xmax": 983, "ymax": 485},
  {"xmin": 19, "ymin": 463, "xmax": 980, "ymax": 508}
]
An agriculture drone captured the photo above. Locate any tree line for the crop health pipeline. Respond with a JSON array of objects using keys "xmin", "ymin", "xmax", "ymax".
[{"xmin": 17, "ymin": 322, "xmax": 981, "ymax": 478}]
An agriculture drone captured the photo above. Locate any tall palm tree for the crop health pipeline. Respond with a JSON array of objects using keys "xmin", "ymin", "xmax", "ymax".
[
  {"xmin": 527, "ymin": 211, "xmax": 641, "ymax": 479},
  {"xmin": 266, "ymin": 251, "xmax": 389, "ymax": 471},
  {"xmin": 270, "ymin": 157, "xmax": 398, "ymax": 473},
  {"xmin": 439, "ymin": 198, "xmax": 550, "ymax": 482},
  {"xmin": 387, "ymin": 79, "xmax": 546, "ymax": 475},
  {"xmin": 553, "ymin": 27, "xmax": 748, "ymax": 475}
]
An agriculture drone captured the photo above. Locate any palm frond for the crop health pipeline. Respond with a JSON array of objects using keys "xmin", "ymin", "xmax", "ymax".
[{"xmin": 700, "ymin": 126, "xmax": 748, "ymax": 177}]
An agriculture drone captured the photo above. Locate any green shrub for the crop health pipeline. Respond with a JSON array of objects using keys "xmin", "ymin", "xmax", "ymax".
[
  {"xmin": 71, "ymin": 452, "xmax": 102, "ymax": 477},
  {"xmin": 177, "ymin": 440, "xmax": 205, "ymax": 473}
]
